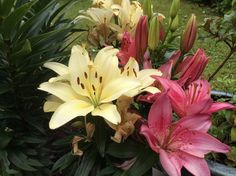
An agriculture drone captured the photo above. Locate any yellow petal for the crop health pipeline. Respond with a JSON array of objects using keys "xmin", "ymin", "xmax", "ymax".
[
  {"xmin": 38, "ymin": 82, "xmax": 79, "ymax": 102},
  {"xmin": 43, "ymin": 95, "xmax": 63, "ymax": 112},
  {"xmin": 142, "ymin": 86, "xmax": 161, "ymax": 94},
  {"xmin": 44, "ymin": 62, "xmax": 69, "ymax": 76},
  {"xmin": 48, "ymin": 74, "xmax": 70, "ymax": 83},
  {"xmin": 49, "ymin": 100, "xmax": 94, "ymax": 129},
  {"xmin": 122, "ymin": 57, "xmax": 139, "ymax": 78},
  {"xmin": 100, "ymin": 77, "xmax": 140, "ymax": 103},
  {"xmin": 69, "ymin": 45, "xmax": 91, "ymax": 97},
  {"xmin": 138, "ymin": 69, "xmax": 162, "ymax": 88},
  {"xmin": 92, "ymin": 104, "xmax": 121, "ymax": 124},
  {"xmin": 94, "ymin": 46, "xmax": 120, "ymax": 84}
]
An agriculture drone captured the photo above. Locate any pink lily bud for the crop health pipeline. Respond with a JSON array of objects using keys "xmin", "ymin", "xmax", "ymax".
[
  {"xmin": 180, "ymin": 14, "xmax": 197, "ymax": 53},
  {"xmin": 157, "ymin": 13, "xmax": 166, "ymax": 42},
  {"xmin": 177, "ymin": 48, "xmax": 209, "ymax": 87},
  {"xmin": 135, "ymin": 15, "xmax": 148, "ymax": 65}
]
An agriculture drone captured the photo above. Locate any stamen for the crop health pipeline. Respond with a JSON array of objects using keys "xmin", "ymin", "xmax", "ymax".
[
  {"xmin": 92, "ymin": 85, "xmax": 96, "ymax": 91},
  {"xmin": 81, "ymin": 83, "xmax": 85, "ymax": 89},
  {"xmin": 95, "ymin": 72, "xmax": 98, "ymax": 78},
  {"xmin": 77, "ymin": 77, "xmax": 80, "ymax": 85},
  {"xmin": 133, "ymin": 69, "xmax": 137, "ymax": 77},
  {"xmin": 84, "ymin": 72, "xmax": 88, "ymax": 79},
  {"xmin": 99, "ymin": 76, "xmax": 103, "ymax": 83}
]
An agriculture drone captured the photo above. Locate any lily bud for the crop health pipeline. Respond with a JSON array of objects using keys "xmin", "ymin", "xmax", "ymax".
[
  {"xmin": 148, "ymin": 16, "xmax": 159, "ymax": 50},
  {"xmin": 135, "ymin": 15, "xmax": 148, "ymax": 64},
  {"xmin": 143, "ymin": 0, "xmax": 153, "ymax": 19},
  {"xmin": 180, "ymin": 14, "xmax": 197, "ymax": 53},
  {"xmin": 170, "ymin": 15, "xmax": 179, "ymax": 32},
  {"xmin": 170, "ymin": 0, "xmax": 180, "ymax": 19},
  {"xmin": 177, "ymin": 48, "xmax": 209, "ymax": 87},
  {"xmin": 157, "ymin": 13, "xmax": 166, "ymax": 42}
]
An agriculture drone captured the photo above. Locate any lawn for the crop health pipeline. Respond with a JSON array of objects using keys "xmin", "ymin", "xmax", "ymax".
[{"xmin": 61, "ymin": 0, "xmax": 236, "ymax": 93}]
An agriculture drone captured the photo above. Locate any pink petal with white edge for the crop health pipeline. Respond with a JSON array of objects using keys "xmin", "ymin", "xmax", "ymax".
[
  {"xmin": 179, "ymin": 151, "xmax": 211, "ymax": 176},
  {"xmin": 159, "ymin": 149, "xmax": 182, "ymax": 176},
  {"xmin": 208, "ymin": 102, "xmax": 236, "ymax": 114}
]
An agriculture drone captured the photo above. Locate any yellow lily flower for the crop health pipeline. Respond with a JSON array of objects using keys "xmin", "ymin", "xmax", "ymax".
[
  {"xmin": 111, "ymin": 0, "xmax": 143, "ymax": 35},
  {"xmin": 92, "ymin": 0, "xmax": 113, "ymax": 8},
  {"xmin": 122, "ymin": 57, "xmax": 162, "ymax": 97},
  {"xmin": 39, "ymin": 46, "xmax": 140, "ymax": 129}
]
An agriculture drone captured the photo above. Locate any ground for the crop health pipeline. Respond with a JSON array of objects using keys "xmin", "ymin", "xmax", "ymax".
[{"xmin": 60, "ymin": 0, "xmax": 236, "ymax": 93}]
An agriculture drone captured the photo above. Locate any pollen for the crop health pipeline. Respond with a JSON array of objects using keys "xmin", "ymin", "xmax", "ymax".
[
  {"xmin": 77, "ymin": 77, "xmax": 80, "ymax": 85},
  {"xmin": 84, "ymin": 72, "xmax": 88, "ymax": 79},
  {"xmin": 81, "ymin": 83, "xmax": 85, "ymax": 89},
  {"xmin": 99, "ymin": 76, "xmax": 103, "ymax": 83},
  {"xmin": 133, "ymin": 69, "xmax": 137, "ymax": 77}
]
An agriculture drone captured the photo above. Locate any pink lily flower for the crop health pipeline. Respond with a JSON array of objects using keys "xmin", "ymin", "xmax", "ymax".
[
  {"xmin": 154, "ymin": 77, "xmax": 236, "ymax": 118},
  {"xmin": 117, "ymin": 31, "xmax": 136, "ymax": 66},
  {"xmin": 140, "ymin": 93, "xmax": 230, "ymax": 176},
  {"xmin": 177, "ymin": 48, "xmax": 208, "ymax": 87}
]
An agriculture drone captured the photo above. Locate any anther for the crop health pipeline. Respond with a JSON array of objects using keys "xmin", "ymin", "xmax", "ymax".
[
  {"xmin": 133, "ymin": 69, "xmax": 137, "ymax": 77},
  {"xmin": 77, "ymin": 77, "xmax": 80, "ymax": 85},
  {"xmin": 99, "ymin": 76, "xmax": 103, "ymax": 83},
  {"xmin": 81, "ymin": 83, "xmax": 85, "ymax": 89},
  {"xmin": 84, "ymin": 72, "xmax": 88, "ymax": 79}
]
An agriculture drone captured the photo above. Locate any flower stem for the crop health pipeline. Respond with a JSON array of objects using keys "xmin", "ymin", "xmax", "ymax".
[{"xmin": 208, "ymin": 49, "xmax": 235, "ymax": 82}]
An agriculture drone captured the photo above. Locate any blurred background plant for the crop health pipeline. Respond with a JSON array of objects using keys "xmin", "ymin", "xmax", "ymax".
[{"xmin": 0, "ymin": 0, "xmax": 82, "ymax": 175}]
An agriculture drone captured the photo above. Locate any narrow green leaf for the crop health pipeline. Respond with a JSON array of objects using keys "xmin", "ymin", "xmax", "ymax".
[
  {"xmin": 97, "ymin": 166, "xmax": 117, "ymax": 176},
  {"xmin": 75, "ymin": 148, "xmax": 98, "ymax": 176},
  {"xmin": 0, "ymin": 111, "xmax": 21, "ymax": 120},
  {"xmin": 106, "ymin": 141, "xmax": 142, "ymax": 158},
  {"xmin": 8, "ymin": 152, "xmax": 37, "ymax": 171},
  {"xmin": 27, "ymin": 158, "xmax": 44, "ymax": 167},
  {"xmin": 0, "ymin": 151, "xmax": 19, "ymax": 175},
  {"xmin": 51, "ymin": 152, "xmax": 75, "ymax": 172},
  {"xmin": 0, "ymin": 0, "xmax": 15, "ymax": 17},
  {"xmin": 0, "ymin": 132, "xmax": 12, "ymax": 149},
  {"xmin": 122, "ymin": 148, "xmax": 157, "ymax": 176},
  {"xmin": 10, "ymin": 39, "xmax": 32, "ymax": 63},
  {"xmin": 94, "ymin": 118, "xmax": 107, "ymax": 157},
  {"xmin": 1, "ymin": 1, "xmax": 35, "ymax": 39}
]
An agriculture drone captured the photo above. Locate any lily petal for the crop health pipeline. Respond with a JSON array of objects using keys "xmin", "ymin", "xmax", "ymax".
[
  {"xmin": 43, "ymin": 95, "xmax": 63, "ymax": 112},
  {"xmin": 100, "ymin": 77, "xmax": 140, "ymax": 103},
  {"xmin": 140, "ymin": 125, "xmax": 159, "ymax": 153},
  {"xmin": 159, "ymin": 149, "xmax": 181, "ymax": 176},
  {"xmin": 38, "ymin": 82, "xmax": 79, "ymax": 102},
  {"xmin": 208, "ymin": 102, "xmax": 236, "ymax": 114},
  {"xmin": 44, "ymin": 62, "xmax": 69, "ymax": 75},
  {"xmin": 49, "ymin": 100, "xmax": 94, "ymax": 129},
  {"xmin": 153, "ymin": 77, "xmax": 187, "ymax": 117},
  {"xmin": 148, "ymin": 93, "xmax": 172, "ymax": 135},
  {"xmin": 92, "ymin": 103, "xmax": 121, "ymax": 124},
  {"xmin": 179, "ymin": 151, "xmax": 210, "ymax": 176}
]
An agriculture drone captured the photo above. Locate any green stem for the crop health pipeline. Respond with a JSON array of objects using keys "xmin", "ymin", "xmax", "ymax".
[{"xmin": 208, "ymin": 49, "xmax": 235, "ymax": 82}]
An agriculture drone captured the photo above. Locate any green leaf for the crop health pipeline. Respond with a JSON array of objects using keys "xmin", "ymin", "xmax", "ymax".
[
  {"xmin": 27, "ymin": 158, "xmax": 44, "ymax": 167},
  {"xmin": 51, "ymin": 152, "xmax": 75, "ymax": 172},
  {"xmin": 0, "ymin": 111, "xmax": 21, "ymax": 120},
  {"xmin": 97, "ymin": 166, "xmax": 117, "ymax": 176},
  {"xmin": 0, "ymin": 0, "xmax": 15, "ymax": 17},
  {"xmin": 106, "ymin": 141, "xmax": 142, "ymax": 158},
  {"xmin": 0, "ymin": 150, "xmax": 19, "ymax": 175},
  {"xmin": 1, "ymin": 1, "xmax": 35, "ymax": 39},
  {"xmin": 10, "ymin": 39, "xmax": 32, "ymax": 63},
  {"xmin": 94, "ymin": 118, "xmax": 107, "ymax": 157},
  {"xmin": 75, "ymin": 148, "xmax": 98, "ymax": 176},
  {"xmin": 8, "ymin": 152, "xmax": 37, "ymax": 171},
  {"xmin": 0, "ymin": 132, "xmax": 12, "ymax": 149},
  {"xmin": 231, "ymin": 127, "xmax": 236, "ymax": 142},
  {"xmin": 122, "ymin": 148, "xmax": 157, "ymax": 176}
]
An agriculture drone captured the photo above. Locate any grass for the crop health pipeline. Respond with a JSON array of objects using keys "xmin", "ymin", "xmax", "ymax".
[{"xmin": 60, "ymin": 0, "xmax": 236, "ymax": 93}]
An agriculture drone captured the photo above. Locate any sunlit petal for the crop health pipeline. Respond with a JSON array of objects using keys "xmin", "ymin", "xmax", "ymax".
[
  {"xmin": 92, "ymin": 103, "xmax": 121, "ymax": 124},
  {"xmin": 49, "ymin": 100, "xmax": 94, "ymax": 129}
]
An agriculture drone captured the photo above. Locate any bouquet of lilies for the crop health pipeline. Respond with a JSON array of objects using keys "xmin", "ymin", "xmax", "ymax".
[{"xmin": 39, "ymin": 0, "xmax": 236, "ymax": 175}]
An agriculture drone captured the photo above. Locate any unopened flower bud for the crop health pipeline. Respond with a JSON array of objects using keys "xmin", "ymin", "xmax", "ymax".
[
  {"xmin": 180, "ymin": 14, "xmax": 197, "ymax": 53},
  {"xmin": 170, "ymin": 0, "xmax": 180, "ymax": 19},
  {"xmin": 135, "ymin": 15, "xmax": 148, "ymax": 64},
  {"xmin": 143, "ymin": 0, "xmax": 153, "ymax": 19},
  {"xmin": 148, "ymin": 16, "xmax": 159, "ymax": 50},
  {"xmin": 170, "ymin": 15, "xmax": 179, "ymax": 32}
]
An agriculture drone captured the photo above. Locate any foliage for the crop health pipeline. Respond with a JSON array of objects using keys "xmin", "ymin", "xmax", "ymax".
[{"xmin": 0, "ymin": 0, "xmax": 78, "ymax": 175}]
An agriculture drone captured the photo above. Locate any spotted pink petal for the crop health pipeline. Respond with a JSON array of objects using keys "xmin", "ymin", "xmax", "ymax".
[
  {"xmin": 178, "ymin": 151, "xmax": 211, "ymax": 176},
  {"xmin": 153, "ymin": 77, "xmax": 187, "ymax": 117},
  {"xmin": 148, "ymin": 93, "xmax": 172, "ymax": 135},
  {"xmin": 172, "ymin": 115, "xmax": 212, "ymax": 133},
  {"xmin": 177, "ymin": 130, "xmax": 230, "ymax": 158},
  {"xmin": 208, "ymin": 102, "xmax": 236, "ymax": 114},
  {"xmin": 140, "ymin": 125, "xmax": 159, "ymax": 153},
  {"xmin": 159, "ymin": 149, "xmax": 182, "ymax": 176}
]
